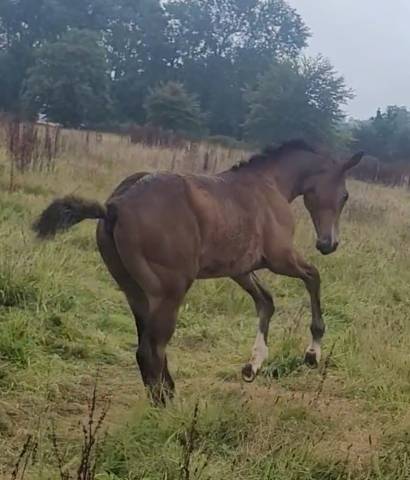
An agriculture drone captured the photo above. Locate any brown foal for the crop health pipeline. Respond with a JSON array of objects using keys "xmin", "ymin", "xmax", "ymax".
[{"xmin": 33, "ymin": 140, "xmax": 364, "ymax": 404}]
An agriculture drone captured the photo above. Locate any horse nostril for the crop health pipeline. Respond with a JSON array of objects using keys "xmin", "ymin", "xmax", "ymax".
[
  {"xmin": 323, "ymin": 236, "xmax": 332, "ymax": 245},
  {"xmin": 316, "ymin": 237, "xmax": 331, "ymax": 249}
]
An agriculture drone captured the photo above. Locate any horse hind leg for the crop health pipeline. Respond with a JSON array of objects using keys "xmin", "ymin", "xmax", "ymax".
[
  {"xmin": 117, "ymin": 243, "xmax": 194, "ymax": 405},
  {"xmin": 136, "ymin": 294, "xmax": 185, "ymax": 405},
  {"xmin": 96, "ymin": 220, "xmax": 149, "ymax": 359},
  {"xmin": 232, "ymin": 273, "xmax": 275, "ymax": 382},
  {"xmin": 98, "ymin": 220, "xmax": 181, "ymax": 404},
  {"xmin": 123, "ymin": 290, "xmax": 177, "ymax": 405}
]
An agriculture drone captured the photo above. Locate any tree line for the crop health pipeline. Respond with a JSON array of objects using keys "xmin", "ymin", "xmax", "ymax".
[{"xmin": 1, "ymin": 0, "xmax": 410, "ymax": 160}]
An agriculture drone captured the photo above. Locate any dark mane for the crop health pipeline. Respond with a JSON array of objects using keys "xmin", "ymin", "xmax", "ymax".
[{"xmin": 231, "ymin": 139, "xmax": 316, "ymax": 171}]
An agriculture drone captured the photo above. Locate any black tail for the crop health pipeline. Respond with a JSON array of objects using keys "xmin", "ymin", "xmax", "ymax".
[{"xmin": 32, "ymin": 195, "xmax": 107, "ymax": 239}]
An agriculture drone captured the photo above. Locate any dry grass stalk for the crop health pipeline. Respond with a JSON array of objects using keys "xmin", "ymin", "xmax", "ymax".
[
  {"xmin": 3, "ymin": 117, "xmax": 61, "ymax": 175},
  {"xmin": 129, "ymin": 124, "xmax": 186, "ymax": 149},
  {"xmin": 50, "ymin": 377, "xmax": 111, "ymax": 480},
  {"xmin": 312, "ymin": 339, "xmax": 338, "ymax": 405},
  {"xmin": 10, "ymin": 435, "xmax": 38, "ymax": 480},
  {"xmin": 180, "ymin": 401, "xmax": 206, "ymax": 480}
]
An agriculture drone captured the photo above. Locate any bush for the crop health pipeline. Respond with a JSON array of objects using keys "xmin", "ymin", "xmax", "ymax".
[{"xmin": 144, "ymin": 82, "xmax": 206, "ymax": 137}]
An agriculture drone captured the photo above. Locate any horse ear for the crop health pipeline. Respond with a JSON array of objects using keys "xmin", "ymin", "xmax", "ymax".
[{"xmin": 341, "ymin": 151, "xmax": 365, "ymax": 173}]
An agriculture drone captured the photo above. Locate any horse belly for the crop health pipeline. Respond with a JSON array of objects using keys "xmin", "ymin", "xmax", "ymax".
[{"xmin": 197, "ymin": 231, "xmax": 263, "ymax": 278}]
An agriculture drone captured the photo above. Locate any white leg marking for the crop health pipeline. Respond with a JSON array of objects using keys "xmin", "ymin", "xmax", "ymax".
[
  {"xmin": 306, "ymin": 340, "xmax": 321, "ymax": 363},
  {"xmin": 250, "ymin": 332, "xmax": 269, "ymax": 375}
]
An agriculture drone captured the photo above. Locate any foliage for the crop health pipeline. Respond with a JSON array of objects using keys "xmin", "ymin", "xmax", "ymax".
[
  {"xmin": 165, "ymin": 0, "xmax": 309, "ymax": 136},
  {"xmin": 107, "ymin": 0, "xmax": 171, "ymax": 124},
  {"xmin": 165, "ymin": 0, "xmax": 309, "ymax": 61},
  {"xmin": 0, "ymin": 0, "xmax": 116, "ymax": 113},
  {"xmin": 21, "ymin": 29, "xmax": 111, "ymax": 127},
  {"xmin": 0, "ymin": 44, "xmax": 32, "ymax": 112},
  {"xmin": 244, "ymin": 56, "xmax": 353, "ymax": 146},
  {"xmin": 0, "ymin": 0, "xmax": 353, "ymax": 142},
  {"xmin": 145, "ymin": 82, "xmax": 205, "ymax": 136},
  {"xmin": 353, "ymin": 106, "xmax": 410, "ymax": 161}
]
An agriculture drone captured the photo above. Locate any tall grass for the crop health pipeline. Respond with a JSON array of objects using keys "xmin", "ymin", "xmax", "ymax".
[{"xmin": 1, "ymin": 128, "xmax": 410, "ymax": 478}]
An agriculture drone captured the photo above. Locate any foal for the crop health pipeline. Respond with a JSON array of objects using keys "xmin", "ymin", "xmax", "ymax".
[{"xmin": 33, "ymin": 140, "xmax": 363, "ymax": 404}]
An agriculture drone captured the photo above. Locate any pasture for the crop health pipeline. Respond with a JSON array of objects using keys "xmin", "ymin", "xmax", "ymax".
[{"xmin": 1, "ymin": 128, "xmax": 410, "ymax": 479}]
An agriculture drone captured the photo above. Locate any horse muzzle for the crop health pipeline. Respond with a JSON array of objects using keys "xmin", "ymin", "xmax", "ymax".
[{"xmin": 316, "ymin": 237, "xmax": 339, "ymax": 255}]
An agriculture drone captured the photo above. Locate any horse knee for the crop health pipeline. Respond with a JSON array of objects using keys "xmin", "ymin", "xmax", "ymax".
[{"xmin": 305, "ymin": 264, "xmax": 320, "ymax": 285}]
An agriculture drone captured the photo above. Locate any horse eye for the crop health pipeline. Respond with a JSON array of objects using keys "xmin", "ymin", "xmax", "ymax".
[{"xmin": 343, "ymin": 192, "xmax": 349, "ymax": 203}]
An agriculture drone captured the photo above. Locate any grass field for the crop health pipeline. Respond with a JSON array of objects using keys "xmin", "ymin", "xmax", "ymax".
[{"xmin": 1, "ymin": 130, "xmax": 410, "ymax": 479}]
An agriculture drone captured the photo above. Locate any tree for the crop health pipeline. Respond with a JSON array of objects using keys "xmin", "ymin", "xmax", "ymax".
[
  {"xmin": 0, "ymin": 0, "xmax": 118, "ymax": 112},
  {"xmin": 0, "ymin": 0, "xmax": 355, "ymax": 140},
  {"xmin": 0, "ymin": 44, "xmax": 33, "ymax": 112},
  {"xmin": 144, "ymin": 82, "xmax": 205, "ymax": 136},
  {"xmin": 244, "ymin": 56, "xmax": 353, "ymax": 146},
  {"xmin": 353, "ymin": 106, "xmax": 410, "ymax": 161},
  {"xmin": 164, "ymin": 0, "xmax": 310, "ymax": 136},
  {"xmin": 22, "ymin": 29, "xmax": 111, "ymax": 127},
  {"xmin": 107, "ymin": 0, "xmax": 171, "ymax": 123},
  {"xmin": 0, "ymin": 0, "xmax": 172, "ymax": 122},
  {"xmin": 166, "ymin": 0, "xmax": 308, "ymax": 62}
]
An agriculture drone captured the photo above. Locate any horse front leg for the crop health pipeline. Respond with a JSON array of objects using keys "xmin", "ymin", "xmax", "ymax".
[{"xmin": 268, "ymin": 249, "xmax": 325, "ymax": 367}]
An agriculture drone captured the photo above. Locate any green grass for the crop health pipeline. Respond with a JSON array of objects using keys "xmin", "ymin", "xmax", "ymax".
[{"xmin": 1, "ymin": 137, "xmax": 410, "ymax": 479}]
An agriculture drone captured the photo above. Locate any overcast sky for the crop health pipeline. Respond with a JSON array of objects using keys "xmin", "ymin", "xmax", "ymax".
[{"xmin": 288, "ymin": 0, "xmax": 410, "ymax": 119}]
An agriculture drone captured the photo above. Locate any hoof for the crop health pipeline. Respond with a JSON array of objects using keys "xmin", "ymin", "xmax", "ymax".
[
  {"xmin": 304, "ymin": 349, "xmax": 319, "ymax": 368},
  {"xmin": 242, "ymin": 363, "xmax": 257, "ymax": 383}
]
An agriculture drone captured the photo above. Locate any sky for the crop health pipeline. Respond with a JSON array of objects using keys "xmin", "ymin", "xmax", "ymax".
[{"xmin": 288, "ymin": 0, "xmax": 410, "ymax": 119}]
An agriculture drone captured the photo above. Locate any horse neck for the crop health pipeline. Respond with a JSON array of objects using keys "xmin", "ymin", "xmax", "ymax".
[{"xmin": 265, "ymin": 153, "xmax": 325, "ymax": 202}]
